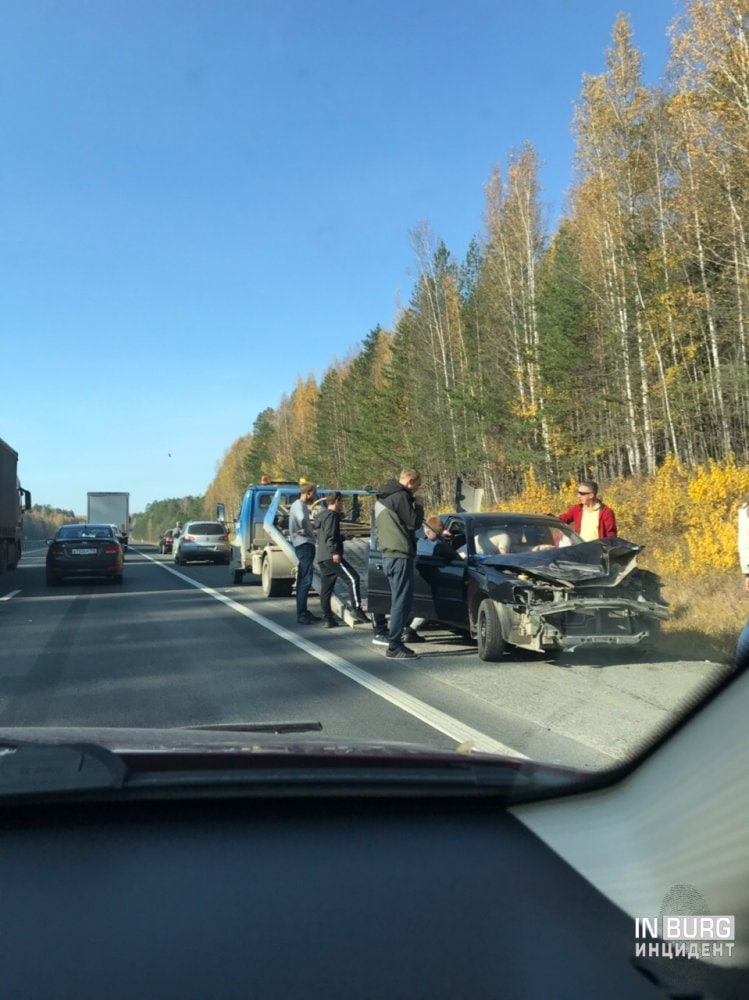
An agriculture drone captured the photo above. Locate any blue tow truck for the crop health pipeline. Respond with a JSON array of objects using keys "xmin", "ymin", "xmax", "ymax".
[{"xmin": 227, "ymin": 481, "xmax": 375, "ymax": 620}]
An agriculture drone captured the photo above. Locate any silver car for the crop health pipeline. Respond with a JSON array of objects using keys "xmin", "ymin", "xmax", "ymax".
[{"xmin": 173, "ymin": 520, "xmax": 231, "ymax": 565}]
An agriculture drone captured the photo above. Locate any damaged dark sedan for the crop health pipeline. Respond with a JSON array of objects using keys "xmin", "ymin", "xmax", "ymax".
[{"xmin": 368, "ymin": 513, "xmax": 669, "ymax": 661}]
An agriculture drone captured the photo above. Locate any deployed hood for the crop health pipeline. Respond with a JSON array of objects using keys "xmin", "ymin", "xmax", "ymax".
[{"xmin": 480, "ymin": 538, "xmax": 642, "ymax": 586}]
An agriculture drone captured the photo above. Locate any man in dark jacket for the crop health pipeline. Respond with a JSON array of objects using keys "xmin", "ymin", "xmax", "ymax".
[
  {"xmin": 374, "ymin": 469, "xmax": 424, "ymax": 659},
  {"xmin": 315, "ymin": 492, "xmax": 369, "ymax": 628}
]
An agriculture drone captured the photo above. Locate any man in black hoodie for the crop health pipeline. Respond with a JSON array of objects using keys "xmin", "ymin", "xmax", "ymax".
[{"xmin": 374, "ymin": 469, "xmax": 424, "ymax": 658}]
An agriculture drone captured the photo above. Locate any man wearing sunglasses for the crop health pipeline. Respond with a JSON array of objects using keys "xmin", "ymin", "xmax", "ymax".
[{"xmin": 557, "ymin": 480, "xmax": 617, "ymax": 541}]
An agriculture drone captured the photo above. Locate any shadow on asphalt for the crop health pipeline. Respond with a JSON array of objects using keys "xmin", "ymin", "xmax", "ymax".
[{"xmin": 408, "ymin": 630, "xmax": 717, "ymax": 671}]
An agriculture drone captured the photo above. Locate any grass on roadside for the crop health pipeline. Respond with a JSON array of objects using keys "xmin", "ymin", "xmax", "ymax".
[{"xmin": 656, "ymin": 568, "xmax": 746, "ymax": 664}]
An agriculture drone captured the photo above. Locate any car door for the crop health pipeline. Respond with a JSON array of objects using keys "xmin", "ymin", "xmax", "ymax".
[
  {"xmin": 367, "ymin": 516, "xmax": 469, "ymax": 626},
  {"xmin": 366, "ymin": 519, "xmax": 391, "ymax": 614},
  {"xmin": 411, "ymin": 536, "xmax": 468, "ymax": 628}
]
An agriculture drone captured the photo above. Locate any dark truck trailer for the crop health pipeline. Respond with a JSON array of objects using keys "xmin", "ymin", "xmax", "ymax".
[{"xmin": 0, "ymin": 437, "xmax": 32, "ymax": 573}]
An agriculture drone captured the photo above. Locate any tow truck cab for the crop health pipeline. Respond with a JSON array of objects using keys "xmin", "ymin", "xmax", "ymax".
[{"xmin": 229, "ymin": 482, "xmax": 375, "ymax": 605}]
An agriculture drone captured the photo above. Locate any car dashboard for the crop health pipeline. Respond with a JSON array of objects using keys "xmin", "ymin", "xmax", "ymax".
[{"xmin": 0, "ymin": 669, "xmax": 747, "ymax": 1000}]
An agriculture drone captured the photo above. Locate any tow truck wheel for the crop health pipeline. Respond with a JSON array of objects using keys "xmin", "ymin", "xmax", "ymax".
[
  {"xmin": 476, "ymin": 599, "xmax": 506, "ymax": 662},
  {"xmin": 261, "ymin": 555, "xmax": 293, "ymax": 598}
]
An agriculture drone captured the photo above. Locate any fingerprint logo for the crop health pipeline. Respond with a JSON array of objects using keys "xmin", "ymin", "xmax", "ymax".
[{"xmin": 659, "ymin": 885, "xmax": 710, "ymax": 929}]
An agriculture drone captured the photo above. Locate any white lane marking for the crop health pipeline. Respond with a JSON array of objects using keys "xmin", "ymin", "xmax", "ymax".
[
  {"xmin": 1, "ymin": 590, "xmax": 21, "ymax": 601},
  {"xmin": 139, "ymin": 552, "xmax": 527, "ymax": 758}
]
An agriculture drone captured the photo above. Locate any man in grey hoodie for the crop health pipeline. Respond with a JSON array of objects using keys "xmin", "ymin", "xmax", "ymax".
[
  {"xmin": 289, "ymin": 481, "xmax": 320, "ymax": 624},
  {"xmin": 374, "ymin": 469, "xmax": 424, "ymax": 659}
]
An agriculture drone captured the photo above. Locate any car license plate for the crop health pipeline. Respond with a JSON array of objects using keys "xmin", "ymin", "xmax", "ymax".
[{"xmin": 71, "ymin": 548, "xmax": 93, "ymax": 555}]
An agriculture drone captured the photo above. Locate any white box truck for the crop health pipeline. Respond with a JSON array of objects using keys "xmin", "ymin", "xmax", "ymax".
[{"xmin": 87, "ymin": 492, "xmax": 130, "ymax": 550}]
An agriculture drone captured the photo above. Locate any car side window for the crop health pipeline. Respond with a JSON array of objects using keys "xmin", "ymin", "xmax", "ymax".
[{"xmin": 444, "ymin": 519, "xmax": 466, "ymax": 548}]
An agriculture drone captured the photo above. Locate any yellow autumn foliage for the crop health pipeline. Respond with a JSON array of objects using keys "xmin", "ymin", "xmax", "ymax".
[{"xmin": 493, "ymin": 467, "xmax": 559, "ymax": 514}]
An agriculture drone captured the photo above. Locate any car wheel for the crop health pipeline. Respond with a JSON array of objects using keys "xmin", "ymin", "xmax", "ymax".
[
  {"xmin": 476, "ymin": 599, "xmax": 506, "ymax": 662},
  {"xmin": 45, "ymin": 574, "xmax": 59, "ymax": 587},
  {"xmin": 113, "ymin": 573, "xmax": 124, "ymax": 584}
]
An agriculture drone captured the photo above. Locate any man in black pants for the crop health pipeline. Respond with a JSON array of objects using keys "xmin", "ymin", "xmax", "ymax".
[
  {"xmin": 289, "ymin": 481, "xmax": 320, "ymax": 624},
  {"xmin": 315, "ymin": 492, "xmax": 369, "ymax": 628},
  {"xmin": 374, "ymin": 469, "xmax": 424, "ymax": 659}
]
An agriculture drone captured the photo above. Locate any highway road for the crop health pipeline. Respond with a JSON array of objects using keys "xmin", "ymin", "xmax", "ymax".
[{"xmin": 0, "ymin": 542, "xmax": 730, "ymax": 771}]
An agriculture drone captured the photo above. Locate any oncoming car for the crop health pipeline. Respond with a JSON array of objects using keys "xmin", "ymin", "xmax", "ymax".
[
  {"xmin": 46, "ymin": 523, "xmax": 124, "ymax": 585},
  {"xmin": 368, "ymin": 513, "xmax": 669, "ymax": 661},
  {"xmin": 173, "ymin": 520, "xmax": 231, "ymax": 566}
]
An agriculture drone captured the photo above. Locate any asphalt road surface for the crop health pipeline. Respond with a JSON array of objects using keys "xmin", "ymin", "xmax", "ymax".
[{"xmin": 0, "ymin": 542, "xmax": 730, "ymax": 770}]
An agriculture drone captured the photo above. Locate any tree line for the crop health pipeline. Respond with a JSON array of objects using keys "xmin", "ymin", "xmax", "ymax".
[
  {"xmin": 130, "ymin": 497, "xmax": 206, "ymax": 542},
  {"xmin": 202, "ymin": 1, "xmax": 749, "ymax": 517},
  {"xmin": 23, "ymin": 506, "xmax": 80, "ymax": 540}
]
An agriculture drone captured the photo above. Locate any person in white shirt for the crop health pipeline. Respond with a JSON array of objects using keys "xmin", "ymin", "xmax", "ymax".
[
  {"xmin": 738, "ymin": 501, "xmax": 749, "ymax": 589},
  {"xmin": 735, "ymin": 502, "xmax": 749, "ymax": 668}
]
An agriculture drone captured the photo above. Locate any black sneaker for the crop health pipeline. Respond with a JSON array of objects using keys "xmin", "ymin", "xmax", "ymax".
[
  {"xmin": 372, "ymin": 632, "xmax": 389, "ymax": 646},
  {"xmin": 351, "ymin": 608, "xmax": 371, "ymax": 624},
  {"xmin": 401, "ymin": 627, "xmax": 426, "ymax": 644},
  {"xmin": 297, "ymin": 611, "xmax": 320, "ymax": 624},
  {"xmin": 322, "ymin": 616, "xmax": 340, "ymax": 628},
  {"xmin": 385, "ymin": 644, "xmax": 418, "ymax": 659}
]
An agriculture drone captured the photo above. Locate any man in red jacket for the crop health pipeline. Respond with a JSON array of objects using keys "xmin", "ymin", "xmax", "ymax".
[{"xmin": 557, "ymin": 480, "xmax": 617, "ymax": 541}]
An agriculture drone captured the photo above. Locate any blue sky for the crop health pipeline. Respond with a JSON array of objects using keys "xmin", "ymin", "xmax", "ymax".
[{"xmin": 1, "ymin": 0, "xmax": 680, "ymax": 514}]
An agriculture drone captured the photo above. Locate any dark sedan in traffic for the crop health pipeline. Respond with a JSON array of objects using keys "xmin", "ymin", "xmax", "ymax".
[
  {"xmin": 46, "ymin": 523, "xmax": 124, "ymax": 585},
  {"xmin": 158, "ymin": 529, "xmax": 175, "ymax": 554},
  {"xmin": 368, "ymin": 512, "xmax": 668, "ymax": 660}
]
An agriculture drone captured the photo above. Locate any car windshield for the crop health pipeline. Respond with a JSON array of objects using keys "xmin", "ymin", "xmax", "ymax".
[
  {"xmin": 56, "ymin": 525, "xmax": 114, "ymax": 540},
  {"xmin": 1, "ymin": 0, "xmax": 745, "ymax": 799},
  {"xmin": 470, "ymin": 520, "xmax": 580, "ymax": 556}
]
